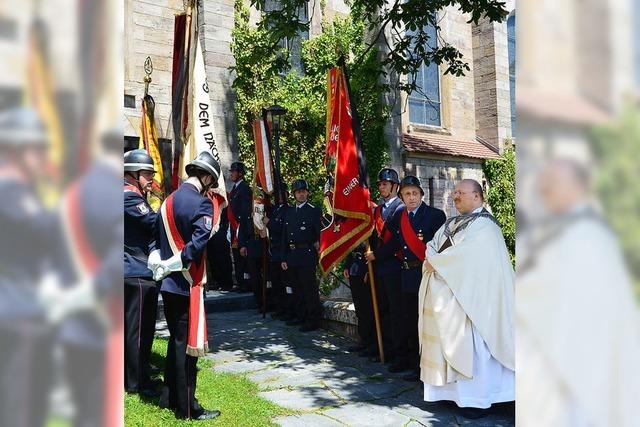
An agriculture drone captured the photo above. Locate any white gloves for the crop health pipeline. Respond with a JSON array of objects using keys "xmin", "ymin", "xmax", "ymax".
[
  {"xmin": 151, "ymin": 251, "xmax": 185, "ymax": 281},
  {"xmin": 38, "ymin": 274, "xmax": 95, "ymax": 323}
]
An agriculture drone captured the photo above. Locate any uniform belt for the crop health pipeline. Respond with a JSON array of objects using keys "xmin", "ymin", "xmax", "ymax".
[
  {"xmin": 401, "ymin": 260, "xmax": 423, "ymax": 270},
  {"xmin": 124, "ymin": 244, "xmax": 148, "ymax": 262},
  {"xmin": 289, "ymin": 243, "xmax": 313, "ymax": 249}
]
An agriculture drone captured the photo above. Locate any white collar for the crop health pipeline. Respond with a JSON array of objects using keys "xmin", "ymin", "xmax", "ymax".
[
  {"xmin": 472, "ymin": 206, "xmax": 483, "ymax": 214},
  {"xmin": 296, "ymin": 201, "xmax": 307, "ymax": 209},
  {"xmin": 234, "ymin": 178, "xmax": 244, "ymax": 188},
  {"xmin": 384, "ymin": 196, "xmax": 398, "ymax": 207},
  {"xmin": 185, "ymin": 176, "xmax": 203, "ymax": 192}
]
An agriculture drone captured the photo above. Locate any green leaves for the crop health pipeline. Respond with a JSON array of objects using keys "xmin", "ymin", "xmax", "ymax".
[
  {"xmin": 483, "ymin": 142, "xmax": 515, "ymax": 263},
  {"xmin": 231, "ymin": 5, "xmax": 389, "ymax": 206},
  {"xmin": 248, "ymin": 0, "xmax": 508, "ymax": 96}
]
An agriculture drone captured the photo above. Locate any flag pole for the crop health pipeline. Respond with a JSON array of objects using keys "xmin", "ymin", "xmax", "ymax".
[{"xmin": 365, "ymin": 242, "xmax": 385, "ymax": 363}]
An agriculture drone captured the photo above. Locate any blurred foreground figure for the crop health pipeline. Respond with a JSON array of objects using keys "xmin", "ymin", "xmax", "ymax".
[
  {"xmin": 56, "ymin": 129, "xmax": 123, "ymax": 427},
  {"xmin": 151, "ymin": 152, "xmax": 221, "ymax": 420},
  {"xmin": 418, "ymin": 179, "xmax": 515, "ymax": 418},
  {"xmin": 517, "ymin": 160, "xmax": 640, "ymax": 427},
  {"xmin": 0, "ymin": 107, "xmax": 54, "ymax": 427}
]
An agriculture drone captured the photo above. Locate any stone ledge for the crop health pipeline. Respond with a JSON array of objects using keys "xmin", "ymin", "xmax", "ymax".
[{"xmin": 320, "ymin": 299, "xmax": 358, "ymax": 341}]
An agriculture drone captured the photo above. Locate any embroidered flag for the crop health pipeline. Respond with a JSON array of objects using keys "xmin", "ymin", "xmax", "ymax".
[{"xmin": 319, "ymin": 67, "xmax": 373, "ymax": 273}]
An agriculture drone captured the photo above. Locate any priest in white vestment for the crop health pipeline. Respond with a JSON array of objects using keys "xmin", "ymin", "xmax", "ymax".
[{"xmin": 418, "ymin": 179, "xmax": 515, "ymax": 413}]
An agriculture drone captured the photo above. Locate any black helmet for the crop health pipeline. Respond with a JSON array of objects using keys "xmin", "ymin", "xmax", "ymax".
[
  {"xmin": 377, "ymin": 168, "xmax": 400, "ymax": 184},
  {"xmin": 229, "ymin": 161, "xmax": 246, "ymax": 174},
  {"xmin": 0, "ymin": 107, "xmax": 47, "ymax": 147},
  {"xmin": 399, "ymin": 175, "xmax": 424, "ymax": 195},
  {"xmin": 291, "ymin": 179, "xmax": 309, "ymax": 193},
  {"xmin": 124, "ymin": 149, "xmax": 155, "ymax": 172},
  {"xmin": 186, "ymin": 151, "xmax": 221, "ymax": 183}
]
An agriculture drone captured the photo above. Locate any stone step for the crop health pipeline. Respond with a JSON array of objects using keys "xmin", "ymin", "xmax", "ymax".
[{"xmin": 157, "ymin": 290, "xmax": 258, "ymax": 320}]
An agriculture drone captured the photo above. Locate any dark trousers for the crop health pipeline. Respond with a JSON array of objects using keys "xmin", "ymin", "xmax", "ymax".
[
  {"xmin": 160, "ymin": 291, "xmax": 202, "ymax": 418},
  {"xmin": 402, "ymin": 289, "xmax": 420, "ymax": 369},
  {"xmin": 207, "ymin": 234, "xmax": 233, "ymax": 290},
  {"xmin": 289, "ymin": 265, "xmax": 321, "ymax": 326},
  {"xmin": 124, "ymin": 277, "xmax": 158, "ymax": 392},
  {"xmin": 269, "ymin": 261, "xmax": 286, "ymax": 314},
  {"xmin": 248, "ymin": 256, "xmax": 269, "ymax": 311},
  {"xmin": 401, "ymin": 268, "xmax": 422, "ymax": 369},
  {"xmin": 63, "ymin": 342, "xmax": 104, "ymax": 427},
  {"xmin": 0, "ymin": 320, "xmax": 52, "ymax": 427},
  {"xmin": 378, "ymin": 273, "xmax": 402, "ymax": 363},
  {"xmin": 232, "ymin": 248, "xmax": 250, "ymax": 291},
  {"xmin": 349, "ymin": 274, "xmax": 375, "ymax": 348},
  {"xmin": 280, "ymin": 267, "xmax": 296, "ymax": 317}
]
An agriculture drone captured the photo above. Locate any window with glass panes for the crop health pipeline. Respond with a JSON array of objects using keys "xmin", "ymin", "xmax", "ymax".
[
  {"xmin": 507, "ymin": 14, "xmax": 516, "ymax": 136},
  {"xmin": 407, "ymin": 20, "xmax": 441, "ymax": 127}
]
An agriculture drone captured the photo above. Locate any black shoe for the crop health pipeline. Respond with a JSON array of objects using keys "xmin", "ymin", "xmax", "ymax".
[
  {"xmin": 458, "ymin": 407, "xmax": 490, "ymax": 419},
  {"xmin": 299, "ymin": 324, "xmax": 320, "ymax": 332},
  {"xmin": 347, "ymin": 344, "xmax": 366, "ymax": 353},
  {"xmin": 388, "ymin": 362, "xmax": 411, "ymax": 373},
  {"xmin": 402, "ymin": 370, "xmax": 420, "ymax": 382},
  {"xmin": 286, "ymin": 319, "xmax": 304, "ymax": 326},
  {"xmin": 230, "ymin": 286, "xmax": 242, "ymax": 293},
  {"xmin": 177, "ymin": 409, "xmax": 221, "ymax": 420}
]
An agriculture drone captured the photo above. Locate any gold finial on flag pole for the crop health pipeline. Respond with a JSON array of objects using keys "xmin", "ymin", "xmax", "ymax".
[{"xmin": 143, "ymin": 56, "xmax": 153, "ymax": 96}]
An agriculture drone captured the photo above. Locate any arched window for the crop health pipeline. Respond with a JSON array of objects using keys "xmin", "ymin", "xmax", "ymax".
[
  {"xmin": 407, "ymin": 20, "xmax": 441, "ymax": 127},
  {"xmin": 507, "ymin": 13, "xmax": 516, "ymax": 136}
]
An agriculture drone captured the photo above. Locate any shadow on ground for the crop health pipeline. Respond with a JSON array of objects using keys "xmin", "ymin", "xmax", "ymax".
[{"xmin": 156, "ymin": 308, "xmax": 515, "ymax": 427}]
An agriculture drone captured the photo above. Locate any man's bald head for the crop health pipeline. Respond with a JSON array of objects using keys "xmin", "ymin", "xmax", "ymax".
[
  {"xmin": 538, "ymin": 158, "xmax": 590, "ymax": 214},
  {"xmin": 454, "ymin": 179, "xmax": 484, "ymax": 214}
]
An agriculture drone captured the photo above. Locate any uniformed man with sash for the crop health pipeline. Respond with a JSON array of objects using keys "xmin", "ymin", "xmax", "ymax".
[
  {"xmin": 365, "ymin": 168, "xmax": 404, "ymax": 363},
  {"xmin": 150, "ymin": 152, "xmax": 221, "ymax": 420},
  {"xmin": 123, "ymin": 149, "xmax": 161, "ymax": 396},
  {"xmin": 392, "ymin": 175, "xmax": 445, "ymax": 381}
]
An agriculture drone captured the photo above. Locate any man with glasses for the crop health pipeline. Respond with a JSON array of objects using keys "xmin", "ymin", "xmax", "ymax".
[{"xmin": 418, "ymin": 179, "xmax": 515, "ymax": 419}]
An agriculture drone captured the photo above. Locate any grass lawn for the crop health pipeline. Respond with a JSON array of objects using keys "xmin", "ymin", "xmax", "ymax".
[{"xmin": 125, "ymin": 338, "xmax": 292, "ymax": 426}]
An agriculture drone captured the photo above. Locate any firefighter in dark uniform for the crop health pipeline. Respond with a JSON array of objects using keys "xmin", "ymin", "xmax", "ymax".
[
  {"xmin": 365, "ymin": 168, "xmax": 404, "ymax": 363},
  {"xmin": 0, "ymin": 107, "xmax": 55, "ymax": 427},
  {"xmin": 206, "ymin": 202, "xmax": 234, "ymax": 291},
  {"xmin": 57, "ymin": 128, "xmax": 124, "ymax": 427},
  {"xmin": 246, "ymin": 189, "xmax": 273, "ymax": 310},
  {"xmin": 265, "ymin": 183, "xmax": 291, "ymax": 319},
  {"xmin": 228, "ymin": 161, "xmax": 252, "ymax": 292},
  {"xmin": 376, "ymin": 176, "xmax": 446, "ymax": 380},
  {"xmin": 281, "ymin": 179, "xmax": 322, "ymax": 331},
  {"xmin": 153, "ymin": 152, "xmax": 221, "ymax": 420},
  {"xmin": 123, "ymin": 149, "xmax": 160, "ymax": 396}
]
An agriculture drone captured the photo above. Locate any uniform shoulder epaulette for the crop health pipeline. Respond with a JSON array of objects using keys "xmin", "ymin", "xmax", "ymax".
[{"xmin": 307, "ymin": 203, "xmax": 315, "ymax": 208}]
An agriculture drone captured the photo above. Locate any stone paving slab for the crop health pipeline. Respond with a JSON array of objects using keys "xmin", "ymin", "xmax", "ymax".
[
  {"xmin": 322, "ymin": 402, "xmax": 413, "ymax": 426},
  {"xmin": 273, "ymin": 413, "xmax": 345, "ymax": 426},
  {"xmin": 259, "ymin": 385, "xmax": 345, "ymax": 410},
  {"xmin": 161, "ymin": 308, "xmax": 515, "ymax": 427}
]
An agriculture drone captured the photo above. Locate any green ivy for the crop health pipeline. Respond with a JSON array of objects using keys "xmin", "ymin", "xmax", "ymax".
[
  {"xmin": 482, "ymin": 141, "xmax": 515, "ymax": 263},
  {"xmin": 230, "ymin": 0, "xmax": 389, "ymax": 208},
  {"xmin": 591, "ymin": 106, "xmax": 640, "ymax": 292}
]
